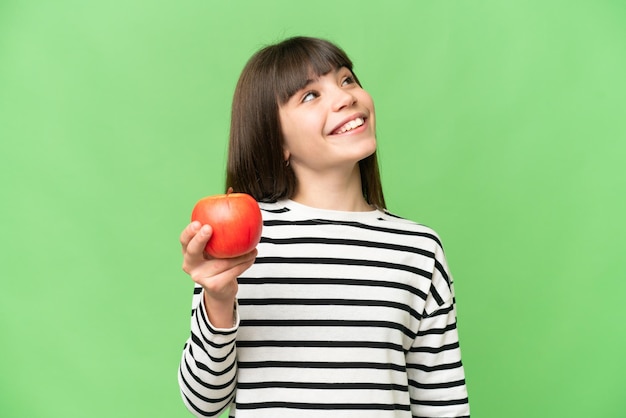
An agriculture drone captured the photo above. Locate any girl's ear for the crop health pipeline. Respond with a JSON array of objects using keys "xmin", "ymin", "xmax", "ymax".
[{"xmin": 283, "ymin": 148, "xmax": 290, "ymax": 163}]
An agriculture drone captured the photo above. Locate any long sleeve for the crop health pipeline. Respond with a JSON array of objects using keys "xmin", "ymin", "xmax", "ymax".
[
  {"xmin": 177, "ymin": 201, "xmax": 471, "ymax": 417},
  {"xmin": 407, "ymin": 243, "xmax": 470, "ymax": 417},
  {"xmin": 178, "ymin": 286, "xmax": 239, "ymax": 417}
]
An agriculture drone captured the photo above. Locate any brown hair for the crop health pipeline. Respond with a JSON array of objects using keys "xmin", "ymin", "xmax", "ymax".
[{"xmin": 225, "ymin": 36, "xmax": 386, "ymax": 209}]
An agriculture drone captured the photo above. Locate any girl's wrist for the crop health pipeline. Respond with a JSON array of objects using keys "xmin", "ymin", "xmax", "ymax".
[{"xmin": 203, "ymin": 293, "xmax": 236, "ymax": 328}]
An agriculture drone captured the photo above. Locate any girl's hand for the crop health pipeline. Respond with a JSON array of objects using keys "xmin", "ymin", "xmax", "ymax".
[{"xmin": 180, "ymin": 221, "xmax": 257, "ymax": 327}]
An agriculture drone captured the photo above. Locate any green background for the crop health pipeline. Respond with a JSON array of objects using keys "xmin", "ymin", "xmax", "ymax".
[{"xmin": 1, "ymin": 1, "xmax": 625, "ymax": 417}]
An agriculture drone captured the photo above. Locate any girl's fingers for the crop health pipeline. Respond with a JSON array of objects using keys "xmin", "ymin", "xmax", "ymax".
[
  {"xmin": 180, "ymin": 221, "xmax": 202, "ymax": 251},
  {"xmin": 181, "ymin": 225, "xmax": 258, "ymax": 295},
  {"xmin": 185, "ymin": 224, "xmax": 213, "ymax": 258},
  {"xmin": 193, "ymin": 248, "xmax": 258, "ymax": 280},
  {"xmin": 194, "ymin": 251, "xmax": 258, "ymax": 298},
  {"xmin": 181, "ymin": 223, "xmax": 213, "ymax": 276}
]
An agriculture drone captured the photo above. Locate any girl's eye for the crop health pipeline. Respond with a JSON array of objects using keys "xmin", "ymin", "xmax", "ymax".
[
  {"xmin": 342, "ymin": 76, "xmax": 355, "ymax": 86},
  {"xmin": 301, "ymin": 91, "xmax": 318, "ymax": 103}
]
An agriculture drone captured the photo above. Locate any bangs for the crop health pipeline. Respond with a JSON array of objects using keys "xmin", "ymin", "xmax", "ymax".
[{"xmin": 269, "ymin": 37, "xmax": 356, "ymax": 104}]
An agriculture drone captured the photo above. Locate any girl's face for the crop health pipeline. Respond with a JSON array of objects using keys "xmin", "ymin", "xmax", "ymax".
[{"xmin": 278, "ymin": 66, "xmax": 377, "ymax": 177}]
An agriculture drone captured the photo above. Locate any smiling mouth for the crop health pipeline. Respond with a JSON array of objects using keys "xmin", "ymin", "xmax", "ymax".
[{"xmin": 331, "ymin": 117, "xmax": 365, "ymax": 135}]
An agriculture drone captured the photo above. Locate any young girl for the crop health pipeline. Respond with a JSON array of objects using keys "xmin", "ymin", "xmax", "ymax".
[{"xmin": 178, "ymin": 36, "xmax": 470, "ymax": 418}]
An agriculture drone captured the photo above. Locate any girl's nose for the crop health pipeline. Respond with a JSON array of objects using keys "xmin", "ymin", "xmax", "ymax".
[{"xmin": 332, "ymin": 88, "xmax": 357, "ymax": 112}]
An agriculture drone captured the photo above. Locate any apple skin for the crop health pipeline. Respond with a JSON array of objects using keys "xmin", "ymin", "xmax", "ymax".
[{"xmin": 191, "ymin": 190, "xmax": 263, "ymax": 258}]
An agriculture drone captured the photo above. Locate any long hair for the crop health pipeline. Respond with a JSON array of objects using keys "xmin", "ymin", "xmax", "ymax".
[{"xmin": 225, "ymin": 36, "xmax": 386, "ymax": 209}]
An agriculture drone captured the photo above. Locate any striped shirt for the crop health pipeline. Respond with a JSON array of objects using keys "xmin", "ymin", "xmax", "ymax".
[{"xmin": 179, "ymin": 199, "xmax": 470, "ymax": 417}]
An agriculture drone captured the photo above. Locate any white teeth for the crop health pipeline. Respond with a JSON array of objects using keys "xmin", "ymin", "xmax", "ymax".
[{"xmin": 335, "ymin": 117, "xmax": 364, "ymax": 134}]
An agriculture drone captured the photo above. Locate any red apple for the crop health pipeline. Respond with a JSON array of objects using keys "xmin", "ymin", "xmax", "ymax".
[{"xmin": 191, "ymin": 188, "xmax": 262, "ymax": 258}]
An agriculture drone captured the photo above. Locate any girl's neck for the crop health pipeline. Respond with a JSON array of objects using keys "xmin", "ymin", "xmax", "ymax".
[{"xmin": 290, "ymin": 165, "xmax": 373, "ymax": 212}]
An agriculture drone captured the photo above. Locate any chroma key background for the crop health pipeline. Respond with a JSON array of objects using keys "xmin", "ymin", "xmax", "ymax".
[{"xmin": 1, "ymin": 1, "xmax": 625, "ymax": 417}]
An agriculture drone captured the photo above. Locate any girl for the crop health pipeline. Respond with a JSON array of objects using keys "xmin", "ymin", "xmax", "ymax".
[{"xmin": 178, "ymin": 36, "xmax": 470, "ymax": 418}]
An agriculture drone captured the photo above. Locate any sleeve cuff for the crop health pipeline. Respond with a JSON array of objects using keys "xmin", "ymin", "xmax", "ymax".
[{"xmin": 196, "ymin": 290, "xmax": 240, "ymax": 334}]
